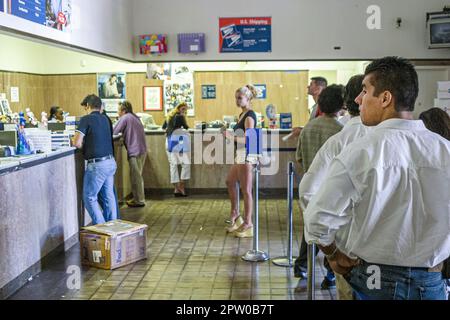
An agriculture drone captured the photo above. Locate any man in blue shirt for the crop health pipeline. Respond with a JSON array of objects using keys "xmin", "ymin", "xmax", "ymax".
[{"xmin": 73, "ymin": 95, "xmax": 117, "ymax": 224}]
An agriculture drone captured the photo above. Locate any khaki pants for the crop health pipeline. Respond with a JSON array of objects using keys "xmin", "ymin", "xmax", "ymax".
[
  {"xmin": 335, "ymin": 273, "xmax": 354, "ymax": 300},
  {"xmin": 129, "ymin": 154, "xmax": 146, "ymax": 204}
]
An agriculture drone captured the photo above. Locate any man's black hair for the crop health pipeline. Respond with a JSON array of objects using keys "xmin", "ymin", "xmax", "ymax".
[
  {"xmin": 83, "ymin": 94, "xmax": 102, "ymax": 110},
  {"xmin": 311, "ymin": 76, "xmax": 328, "ymax": 88},
  {"xmin": 318, "ymin": 84, "xmax": 344, "ymax": 114},
  {"xmin": 344, "ymin": 74, "xmax": 364, "ymax": 116},
  {"xmin": 80, "ymin": 94, "xmax": 102, "ymax": 109},
  {"xmin": 364, "ymin": 56, "xmax": 418, "ymax": 112}
]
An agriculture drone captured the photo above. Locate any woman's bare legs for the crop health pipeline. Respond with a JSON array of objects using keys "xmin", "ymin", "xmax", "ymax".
[
  {"xmin": 238, "ymin": 163, "xmax": 253, "ymax": 229},
  {"xmin": 226, "ymin": 164, "xmax": 240, "ymax": 223}
]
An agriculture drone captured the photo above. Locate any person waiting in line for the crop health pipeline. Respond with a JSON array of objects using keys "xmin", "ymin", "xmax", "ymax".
[
  {"xmin": 294, "ymin": 84, "xmax": 345, "ymax": 289},
  {"xmin": 222, "ymin": 85, "xmax": 258, "ymax": 238},
  {"xmin": 419, "ymin": 107, "xmax": 450, "ymax": 141},
  {"xmin": 162, "ymin": 103, "xmax": 191, "ymax": 197},
  {"xmin": 419, "ymin": 107, "xmax": 450, "ymax": 298},
  {"xmin": 48, "ymin": 106, "xmax": 64, "ymax": 122},
  {"xmin": 290, "ymin": 77, "xmax": 328, "ymax": 143},
  {"xmin": 304, "ymin": 57, "xmax": 450, "ymax": 300},
  {"xmin": 298, "ymin": 75, "xmax": 370, "ymax": 299},
  {"xmin": 308, "ymin": 76, "xmax": 328, "ymax": 120},
  {"xmin": 73, "ymin": 94, "xmax": 118, "ymax": 225},
  {"xmin": 113, "ymin": 101, "xmax": 147, "ymax": 207}
]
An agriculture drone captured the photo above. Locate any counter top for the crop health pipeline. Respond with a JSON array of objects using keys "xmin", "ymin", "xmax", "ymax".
[
  {"xmin": 144, "ymin": 128, "xmax": 296, "ymax": 135},
  {"xmin": 0, "ymin": 147, "xmax": 77, "ymax": 175}
]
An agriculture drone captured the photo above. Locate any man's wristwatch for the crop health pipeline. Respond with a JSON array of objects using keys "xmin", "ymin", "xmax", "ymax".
[{"xmin": 324, "ymin": 245, "xmax": 339, "ymax": 261}]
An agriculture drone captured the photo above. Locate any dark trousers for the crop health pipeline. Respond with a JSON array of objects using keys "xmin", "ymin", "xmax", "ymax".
[{"xmin": 295, "ymin": 229, "xmax": 334, "ymax": 279}]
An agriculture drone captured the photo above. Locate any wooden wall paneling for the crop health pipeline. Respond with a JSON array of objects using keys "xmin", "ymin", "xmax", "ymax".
[
  {"xmin": 193, "ymin": 70, "xmax": 309, "ymax": 127},
  {"xmin": 126, "ymin": 73, "xmax": 165, "ymax": 125},
  {"xmin": 1, "ymin": 70, "xmax": 309, "ymax": 126},
  {"xmin": 44, "ymin": 74, "xmax": 97, "ymax": 117}
]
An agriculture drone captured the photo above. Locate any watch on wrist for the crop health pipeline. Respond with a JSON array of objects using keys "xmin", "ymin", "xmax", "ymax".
[{"xmin": 325, "ymin": 245, "xmax": 339, "ymax": 260}]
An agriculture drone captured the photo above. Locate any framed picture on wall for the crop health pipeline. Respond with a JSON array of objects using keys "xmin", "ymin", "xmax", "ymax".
[
  {"xmin": 97, "ymin": 73, "xmax": 126, "ymax": 99},
  {"xmin": 143, "ymin": 86, "xmax": 163, "ymax": 111}
]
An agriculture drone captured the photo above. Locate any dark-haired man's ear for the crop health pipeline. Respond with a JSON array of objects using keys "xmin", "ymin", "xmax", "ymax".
[{"xmin": 381, "ymin": 91, "xmax": 393, "ymax": 109}]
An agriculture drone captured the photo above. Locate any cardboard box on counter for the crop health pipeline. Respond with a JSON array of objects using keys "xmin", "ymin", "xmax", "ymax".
[{"xmin": 80, "ymin": 220, "xmax": 148, "ymax": 270}]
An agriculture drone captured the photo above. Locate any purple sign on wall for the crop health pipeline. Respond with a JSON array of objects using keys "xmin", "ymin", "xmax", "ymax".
[{"xmin": 178, "ymin": 33, "xmax": 205, "ymax": 54}]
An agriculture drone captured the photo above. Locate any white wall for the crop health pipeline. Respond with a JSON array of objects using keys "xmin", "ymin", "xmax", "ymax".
[
  {"xmin": 2, "ymin": 0, "xmax": 450, "ymax": 62},
  {"xmin": 131, "ymin": 0, "xmax": 450, "ymax": 61},
  {"xmin": 0, "ymin": 0, "xmax": 133, "ymax": 60}
]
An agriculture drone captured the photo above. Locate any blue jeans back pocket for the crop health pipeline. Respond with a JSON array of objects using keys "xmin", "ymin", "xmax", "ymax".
[
  {"xmin": 348, "ymin": 266, "xmax": 398, "ymax": 300},
  {"xmin": 418, "ymin": 280, "xmax": 447, "ymax": 300}
]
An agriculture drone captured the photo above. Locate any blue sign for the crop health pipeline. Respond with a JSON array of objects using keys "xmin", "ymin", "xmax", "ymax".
[
  {"xmin": 10, "ymin": 0, "xmax": 46, "ymax": 25},
  {"xmin": 202, "ymin": 85, "xmax": 216, "ymax": 99},
  {"xmin": 0, "ymin": 1, "xmax": 4, "ymax": 13},
  {"xmin": 254, "ymin": 84, "xmax": 267, "ymax": 99},
  {"xmin": 219, "ymin": 17, "xmax": 272, "ymax": 53}
]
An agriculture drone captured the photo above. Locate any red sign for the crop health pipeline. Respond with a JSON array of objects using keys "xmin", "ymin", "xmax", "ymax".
[{"xmin": 219, "ymin": 17, "xmax": 272, "ymax": 53}]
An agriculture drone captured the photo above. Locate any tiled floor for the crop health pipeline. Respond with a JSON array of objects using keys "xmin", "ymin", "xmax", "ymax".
[{"xmin": 10, "ymin": 196, "xmax": 335, "ymax": 300}]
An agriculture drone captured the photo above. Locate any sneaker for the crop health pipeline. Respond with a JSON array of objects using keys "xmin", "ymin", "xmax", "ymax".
[{"xmin": 321, "ymin": 277, "xmax": 336, "ymax": 290}]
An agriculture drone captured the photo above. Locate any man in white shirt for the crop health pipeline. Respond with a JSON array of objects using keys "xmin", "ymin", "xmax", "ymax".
[
  {"xmin": 299, "ymin": 74, "xmax": 370, "ymax": 299},
  {"xmin": 303, "ymin": 57, "xmax": 450, "ymax": 300}
]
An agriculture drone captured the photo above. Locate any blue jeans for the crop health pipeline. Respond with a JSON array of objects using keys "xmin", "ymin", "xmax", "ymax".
[
  {"xmin": 98, "ymin": 186, "xmax": 120, "ymax": 219},
  {"xmin": 83, "ymin": 158, "xmax": 117, "ymax": 225},
  {"xmin": 345, "ymin": 261, "xmax": 447, "ymax": 300}
]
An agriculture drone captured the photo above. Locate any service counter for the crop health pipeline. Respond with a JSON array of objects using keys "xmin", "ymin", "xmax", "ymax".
[
  {"xmin": 114, "ymin": 128, "xmax": 301, "ymax": 199},
  {"xmin": 0, "ymin": 147, "xmax": 84, "ymax": 299}
]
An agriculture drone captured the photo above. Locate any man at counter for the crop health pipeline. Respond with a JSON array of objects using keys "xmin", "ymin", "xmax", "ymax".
[
  {"xmin": 72, "ymin": 94, "xmax": 118, "ymax": 225},
  {"xmin": 113, "ymin": 101, "xmax": 147, "ymax": 207}
]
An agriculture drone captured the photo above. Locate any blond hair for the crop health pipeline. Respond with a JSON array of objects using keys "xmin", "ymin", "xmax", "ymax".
[
  {"xmin": 167, "ymin": 102, "xmax": 188, "ymax": 122},
  {"xmin": 236, "ymin": 84, "xmax": 258, "ymax": 100}
]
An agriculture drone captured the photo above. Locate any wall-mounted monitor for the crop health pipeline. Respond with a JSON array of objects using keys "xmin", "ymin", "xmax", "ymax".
[{"xmin": 427, "ymin": 13, "xmax": 450, "ymax": 49}]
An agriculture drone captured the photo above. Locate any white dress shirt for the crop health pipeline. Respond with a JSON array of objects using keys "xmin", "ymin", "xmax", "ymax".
[
  {"xmin": 299, "ymin": 116, "xmax": 370, "ymax": 211},
  {"xmin": 304, "ymin": 118, "xmax": 450, "ymax": 268}
]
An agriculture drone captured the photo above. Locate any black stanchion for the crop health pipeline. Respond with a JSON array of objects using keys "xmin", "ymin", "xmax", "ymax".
[{"xmin": 272, "ymin": 161, "xmax": 298, "ymax": 267}]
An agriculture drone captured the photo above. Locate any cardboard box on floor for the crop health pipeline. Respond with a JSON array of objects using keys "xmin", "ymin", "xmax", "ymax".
[{"xmin": 80, "ymin": 220, "xmax": 148, "ymax": 270}]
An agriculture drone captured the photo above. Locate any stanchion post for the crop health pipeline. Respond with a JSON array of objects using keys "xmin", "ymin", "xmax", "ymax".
[
  {"xmin": 307, "ymin": 244, "xmax": 316, "ymax": 300},
  {"xmin": 242, "ymin": 161, "xmax": 269, "ymax": 262},
  {"xmin": 272, "ymin": 161, "xmax": 298, "ymax": 267},
  {"xmin": 236, "ymin": 181, "xmax": 240, "ymax": 214}
]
